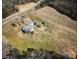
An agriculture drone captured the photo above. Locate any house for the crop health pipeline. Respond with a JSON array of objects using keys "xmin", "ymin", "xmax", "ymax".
[{"xmin": 21, "ymin": 21, "xmax": 35, "ymax": 33}]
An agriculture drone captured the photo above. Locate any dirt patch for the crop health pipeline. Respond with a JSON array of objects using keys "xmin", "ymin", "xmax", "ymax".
[{"xmin": 15, "ymin": 2, "xmax": 36, "ymax": 11}]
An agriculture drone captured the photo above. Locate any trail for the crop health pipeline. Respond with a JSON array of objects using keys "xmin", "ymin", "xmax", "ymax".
[{"xmin": 3, "ymin": 0, "xmax": 45, "ymax": 25}]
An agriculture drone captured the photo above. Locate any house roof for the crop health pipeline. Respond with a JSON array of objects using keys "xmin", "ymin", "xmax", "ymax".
[{"xmin": 22, "ymin": 21, "xmax": 35, "ymax": 32}]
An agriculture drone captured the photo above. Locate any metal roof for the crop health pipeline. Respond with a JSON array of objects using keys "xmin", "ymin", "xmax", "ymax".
[{"xmin": 22, "ymin": 21, "xmax": 35, "ymax": 32}]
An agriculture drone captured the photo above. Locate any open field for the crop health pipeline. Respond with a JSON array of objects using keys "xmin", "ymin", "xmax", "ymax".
[
  {"xmin": 15, "ymin": 2, "xmax": 36, "ymax": 11},
  {"xmin": 29, "ymin": 6, "xmax": 77, "ymax": 57},
  {"xmin": 3, "ymin": 6, "xmax": 76, "ymax": 58}
]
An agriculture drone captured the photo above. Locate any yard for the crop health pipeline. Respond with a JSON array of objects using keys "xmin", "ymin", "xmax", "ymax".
[{"xmin": 2, "ymin": 6, "xmax": 76, "ymax": 57}]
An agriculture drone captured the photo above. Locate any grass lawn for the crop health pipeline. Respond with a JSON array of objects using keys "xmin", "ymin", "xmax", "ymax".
[{"xmin": 3, "ymin": 14, "xmax": 76, "ymax": 54}]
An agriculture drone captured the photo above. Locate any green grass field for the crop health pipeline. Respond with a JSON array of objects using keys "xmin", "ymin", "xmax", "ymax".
[{"xmin": 3, "ymin": 14, "xmax": 76, "ymax": 54}]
